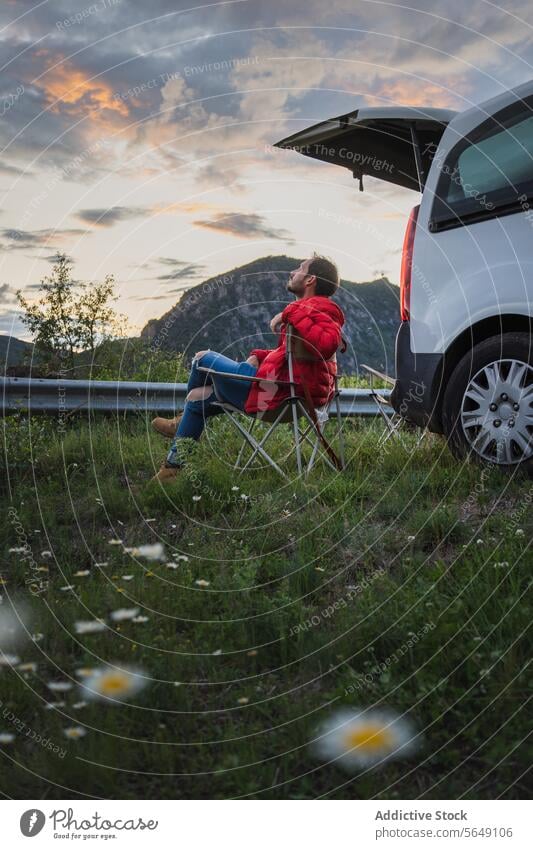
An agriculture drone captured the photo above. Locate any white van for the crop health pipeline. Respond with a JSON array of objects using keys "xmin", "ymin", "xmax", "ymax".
[{"xmin": 275, "ymin": 81, "xmax": 533, "ymax": 473}]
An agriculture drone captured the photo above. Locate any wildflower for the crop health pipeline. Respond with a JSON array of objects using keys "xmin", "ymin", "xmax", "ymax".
[
  {"xmin": 247, "ymin": 650, "xmax": 258, "ymax": 657},
  {"xmin": 8, "ymin": 547, "xmax": 26, "ymax": 554},
  {"xmin": 132, "ymin": 616, "xmax": 149, "ymax": 623},
  {"xmin": 41, "ymin": 551, "xmax": 52, "ymax": 558},
  {"xmin": 195, "ymin": 579, "xmax": 210, "ymax": 588},
  {"xmin": 73, "ymin": 570, "xmax": 90, "ymax": 577},
  {"xmin": 0, "ymin": 653, "xmax": 20, "ymax": 666},
  {"xmin": 44, "ymin": 701, "xmax": 65, "ymax": 710},
  {"xmin": 81, "ymin": 665, "xmax": 146, "ymax": 703},
  {"xmin": 18, "ymin": 662, "xmax": 37, "ymax": 672},
  {"xmin": 212, "ymin": 649, "xmax": 222, "ymax": 656},
  {"xmin": 0, "ymin": 732, "xmax": 15, "ymax": 743},
  {"xmin": 312, "ymin": 708, "xmax": 417, "ymax": 771},
  {"xmin": 59, "ymin": 585, "xmax": 75, "ymax": 592},
  {"xmin": 74, "ymin": 619, "xmax": 107, "ymax": 634},
  {"xmin": 192, "ymin": 495, "xmax": 202, "ymax": 502},
  {"xmin": 75, "ymin": 667, "xmax": 96, "ymax": 678},
  {"xmin": 32, "ymin": 633, "xmax": 44, "ymax": 642},
  {"xmin": 110, "ymin": 607, "xmax": 140, "ymax": 622},
  {"xmin": 121, "ymin": 575, "xmax": 134, "ymax": 581},
  {"xmin": 515, "ymin": 528, "xmax": 524, "ymax": 536},
  {"xmin": 63, "ymin": 726, "xmax": 87, "ymax": 740},
  {"xmin": 166, "ymin": 562, "xmax": 180, "ymax": 570},
  {"xmin": 240, "ymin": 494, "xmax": 249, "ymax": 501},
  {"xmin": 407, "ymin": 535, "xmax": 416, "ymax": 542},
  {"xmin": 47, "ymin": 681, "xmax": 73, "ymax": 692},
  {"xmin": 124, "ymin": 543, "xmax": 165, "ymax": 561},
  {"xmin": 237, "ymin": 697, "xmax": 249, "ymax": 705},
  {"xmin": 108, "ymin": 539, "xmax": 123, "ymax": 546},
  {"xmin": 231, "ymin": 486, "xmax": 239, "ymax": 491},
  {"xmin": 72, "ymin": 701, "xmax": 88, "ymax": 710}
]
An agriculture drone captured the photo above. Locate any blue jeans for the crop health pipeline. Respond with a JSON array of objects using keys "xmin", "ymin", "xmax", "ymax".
[{"xmin": 166, "ymin": 351, "xmax": 257, "ymax": 467}]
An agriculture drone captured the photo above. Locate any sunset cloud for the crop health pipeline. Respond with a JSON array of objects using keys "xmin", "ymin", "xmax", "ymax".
[{"xmin": 194, "ymin": 212, "xmax": 293, "ymax": 241}]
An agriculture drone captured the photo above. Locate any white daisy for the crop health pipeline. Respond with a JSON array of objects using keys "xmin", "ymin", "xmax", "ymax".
[
  {"xmin": 73, "ymin": 570, "xmax": 90, "ymax": 577},
  {"xmin": 108, "ymin": 539, "xmax": 123, "ymax": 546},
  {"xmin": 121, "ymin": 575, "xmax": 134, "ymax": 581},
  {"xmin": 110, "ymin": 607, "xmax": 140, "ymax": 622},
  {"xmin": 192, "ymin": 495, "xmax": 202, "ymax": 502},
  {"xmin": 74, "ymin": 619, "xmax": 107, "ymax": 634},
  {"xmin": 195, "ymin": 579, "xmax": 210, "ymax": 588},
  {"xmin": 0, "ymin": 732, "xmax": 15, "ymax": 743},
  {"xmin": 0, "ymin": 653, "xmax": 20, "ymax": 666},
  {"xmin": 132, "ymin": 615, "xmax": 149, "ymax": 623},
  {"xmin": 123, "ymin": 543, "xmax": 165, "ymax": 561},
  {"xmin": 47, "ymin": 681, "xmax": 73, "ymax": 692},
  {"xmin": 312, "ymin": 707, "xmax": 417, "ymax": 771},
  {"xmin": 81, "ymin": 665, "xmax": 146, "ymax": 703},
  {"xmin": 63, "ymin": 726, "xmax": 87, "ymax": 739},
  {"xmin": 75, "ymin": 667, "xmax": 96, "ymax": 678},
  {"xmin": 18, "ymin": 662, "xmax": 37, "ymax": 672}
]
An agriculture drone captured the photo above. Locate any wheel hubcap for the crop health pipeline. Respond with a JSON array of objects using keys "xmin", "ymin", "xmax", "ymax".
[{"xmin": 460, "ymin": 358, "xmax": 533, "ymax": 465}]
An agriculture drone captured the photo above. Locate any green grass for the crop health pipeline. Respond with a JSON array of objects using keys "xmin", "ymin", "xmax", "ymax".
[{"xmin": 0, "ymin": 413, "xmax": 531, "ymax": 799}]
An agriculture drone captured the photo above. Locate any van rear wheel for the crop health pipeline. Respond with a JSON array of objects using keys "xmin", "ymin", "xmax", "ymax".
[{"xmin": 442, "ymin": 332, "xmax": 533, "ymax": 474}]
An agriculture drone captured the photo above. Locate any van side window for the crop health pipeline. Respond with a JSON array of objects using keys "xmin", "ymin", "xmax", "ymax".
[{"xmin": 430, "ymin": 100, "xmax": 533, "ymax": 231}]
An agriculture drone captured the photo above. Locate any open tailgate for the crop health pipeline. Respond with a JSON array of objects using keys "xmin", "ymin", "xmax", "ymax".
[{"xmin": 274, "ymin": 106, "xmax": 457, "ymax": 191}]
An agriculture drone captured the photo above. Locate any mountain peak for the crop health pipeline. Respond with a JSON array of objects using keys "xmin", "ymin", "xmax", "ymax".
[{"xmin": 141, "ymin": 255, "xmax": 400, "ymax": 373}]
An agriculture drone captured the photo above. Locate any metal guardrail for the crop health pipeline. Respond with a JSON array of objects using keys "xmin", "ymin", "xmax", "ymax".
[{"xmin": 0, "ymin": 377, "xmax": 392, "ymax": 417}]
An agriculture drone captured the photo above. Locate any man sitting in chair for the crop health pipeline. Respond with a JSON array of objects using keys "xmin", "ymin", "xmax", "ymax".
[{"xmin": 151, "ymin": 254, "xmax": 345, "ymax": 482}]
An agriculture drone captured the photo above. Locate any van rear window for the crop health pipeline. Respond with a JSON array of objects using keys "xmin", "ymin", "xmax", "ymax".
[{"xmin": 430, "ymin": 98, "xmax": 533, "ymax": 231}]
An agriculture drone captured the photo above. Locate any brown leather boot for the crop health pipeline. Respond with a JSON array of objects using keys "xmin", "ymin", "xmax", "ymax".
[
  {"xmin": 150, "ymin": 464, "xmax": 181, "ymax": 484},
  {"xmin": 151, "ymin": 415, "xmax": 182, "ymax": 438}
]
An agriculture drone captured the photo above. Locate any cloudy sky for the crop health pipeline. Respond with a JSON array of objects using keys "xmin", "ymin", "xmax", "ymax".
[{"xmin": 1, "ymin": 0, "xmax": 533, "ymax": 338}]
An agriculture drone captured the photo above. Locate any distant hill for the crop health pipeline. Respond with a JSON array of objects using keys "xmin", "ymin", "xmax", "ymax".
[
  {"xmin": 141, "ymin": 255, "xmax": 400, "ymax": 374},
  {"xmin": 0, "ymin": 334, "xmax": 33, "ymax": 367}
]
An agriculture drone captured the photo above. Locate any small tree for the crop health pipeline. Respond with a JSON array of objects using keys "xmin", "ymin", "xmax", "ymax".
[{"xmin": 16, "ymin": 254, "xmax": 128, "ymax": 373}]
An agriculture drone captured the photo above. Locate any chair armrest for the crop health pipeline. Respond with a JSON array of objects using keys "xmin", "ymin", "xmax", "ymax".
[
  {"xmin": 360, "ymin": 363, "xmax": 395, "ymax": 386},
  {"xmin": 197, "ymin": 366, "xmax": 294, "ymax": 387}
]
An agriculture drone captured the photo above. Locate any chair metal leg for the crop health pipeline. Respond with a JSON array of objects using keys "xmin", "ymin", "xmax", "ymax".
[
  {"xmin": 335, "ymin": 392, "xmax": 345, "ymax": 469},
  {"xmin": 234, "ymin": 418, "xmax": 256, "ymax": 469},
  {"xmin": 224, "ymin": 411, "xmax": 287, "ymax": 478},
  {"xmin": 291, "ymin": 401, "xmax": 303, "ymax": 475},
  {"xmin": 239, "ymin": 406, "xmax": 288, "ymax": 473}
]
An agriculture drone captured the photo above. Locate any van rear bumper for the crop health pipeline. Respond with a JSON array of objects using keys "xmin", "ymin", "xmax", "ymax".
[{"xmin": 390, "ymin": 321, "xmax": 444, "ymax": 433}]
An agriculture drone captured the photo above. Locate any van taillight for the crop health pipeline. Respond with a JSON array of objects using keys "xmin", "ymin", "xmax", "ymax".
[{"xmin": 400, "ymin": 204, "xmax": 419, "ymax": 322}]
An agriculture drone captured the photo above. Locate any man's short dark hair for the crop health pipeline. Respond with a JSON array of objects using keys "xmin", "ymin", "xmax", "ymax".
[{"xmin": 308, "ymin": 253, "xmax": 340, "ymax": 297}]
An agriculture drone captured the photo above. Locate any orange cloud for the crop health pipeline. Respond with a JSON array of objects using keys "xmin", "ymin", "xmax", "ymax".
[
  {"xmin": 34, "ymin": 50, "xmax": 128, "ymax": 118},
  {"xmin": 367, "ymin": 78, "xmax": 462, "ymax": 110}
]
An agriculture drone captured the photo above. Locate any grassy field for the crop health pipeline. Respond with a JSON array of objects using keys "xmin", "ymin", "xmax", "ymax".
[{"xmin": 0, "ymin": 412, "xmax": 531, "ymax": 799}]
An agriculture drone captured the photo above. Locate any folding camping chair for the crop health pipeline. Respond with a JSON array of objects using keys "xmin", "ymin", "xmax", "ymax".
[
  {"xmin": 197, "ymin": 326, "xmax": 346, "ymax": 479},
  {"xmin": 361, "ymin": 363, "xmax": 426, "ymax": 449}
]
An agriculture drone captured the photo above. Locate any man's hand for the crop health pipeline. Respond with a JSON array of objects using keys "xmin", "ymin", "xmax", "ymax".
[
  {"xmin": 270, "ymin": 312, "xmax": 284, "ymax": 333},
  {"xmin": 246, "ymin": 355, "xmax": 259, "ymax": 368}
]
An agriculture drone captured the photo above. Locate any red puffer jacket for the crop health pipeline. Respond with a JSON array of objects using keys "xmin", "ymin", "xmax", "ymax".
[{"xmin": 244, "ymin": 296, "xmax": 345, "ymax": 414}]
